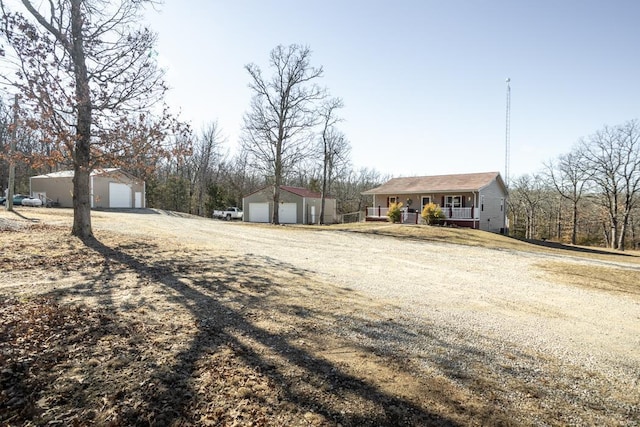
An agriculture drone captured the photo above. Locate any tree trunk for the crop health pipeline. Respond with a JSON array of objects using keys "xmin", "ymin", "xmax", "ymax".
[
  {"xmin": 602, "ymin": 221, "xmax": 610, "ymax": 247},
  {"xmin": 618, "ymin": 208, "xmax": 632, "ymax": 251},
  {"xmin": 272, "ymin": 156, "xmax": 281, "ymax": 225},
  {"xmin": 618, "ymin": 221, "xmax": 627, "ymax": 251},
  {"xmin": 70, "ymin": 0, "xmax": 93, "ymax": 239},
  {"xmin": 6, "ymin": 95, "xmax": 18, "ymax": 212},
  {"xmin": 272, "ymin": 184, "xmax": 280, "ymax": 224},
  {"xmin": 610, "ymin": 216, "xmax": 618, "ymax": 250},
  {"xmin": 571, "ymin": 202, "xmax": 578, "ymax": 245},
  {"xmin": 556, "ymin": 206, "xmax": 561, "ymax": 240},
  {"xmin": 319, "ymin": 150, "xmax": 328, "ymax": 225},
  {"xmin": 272, "ymin": 135, "xmax": 283, "ymax": 224}
]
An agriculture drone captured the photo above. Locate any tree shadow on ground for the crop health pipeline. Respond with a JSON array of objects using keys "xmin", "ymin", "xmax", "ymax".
[
  {"xmin": 4, "ymin": 227, "xmax": 636, "ymax": 425},
  {"xmin": 4, "ymin": 209, "xmax": 40, "ymax": 223},
  {"xmin": 52, "ymin": 235, "xmax": 460, "ymax": 426}
]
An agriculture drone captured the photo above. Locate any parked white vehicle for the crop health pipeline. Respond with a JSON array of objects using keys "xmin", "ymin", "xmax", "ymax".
[
  {"xmin": 21, "ymin": 197, "xmax": 43, "ymax": 207},
  {"xmin": 212, "ymin": 207, "xmax": 243, "ymax": 221}
]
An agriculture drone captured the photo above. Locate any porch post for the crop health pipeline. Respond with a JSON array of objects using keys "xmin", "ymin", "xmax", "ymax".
[{"xmin": 473, "ymin": 191, "xmax": 477, "ymax": 229}]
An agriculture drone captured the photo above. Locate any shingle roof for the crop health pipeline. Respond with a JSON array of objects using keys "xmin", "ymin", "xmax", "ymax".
[
  {"xmin": 243, "ymin": 185, "xmax": 334, "ymax": 199},
  {"xmin": 362, "ymin": 172, "xmax": 503, "ymax": 195},
  {"xmin": 281, "ymin": 186, "xmax": 323, "ymax": 198}
]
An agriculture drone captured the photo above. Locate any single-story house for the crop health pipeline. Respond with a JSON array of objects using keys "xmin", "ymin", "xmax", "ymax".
[
  {"xmin": 243, "ymin": 185, "xmax": 337, "ymax": 224},
  {"xmin": 362, "ymin": 171, "xmax": 508, "ymax": 233},
  {"xmin": 30, "ymin": 168, "xmax": 145, "ymax": 209}
]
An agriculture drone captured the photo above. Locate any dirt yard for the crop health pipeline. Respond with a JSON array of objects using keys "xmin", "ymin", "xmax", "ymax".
[{"xmin": 1, "ymin": 208, "xmax": 639, "ymax": 426}]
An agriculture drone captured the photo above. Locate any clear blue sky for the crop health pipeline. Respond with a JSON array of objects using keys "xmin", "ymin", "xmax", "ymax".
[{"xmin": 145, "ymin": 0, "xmax": 640, "ymax": 180}]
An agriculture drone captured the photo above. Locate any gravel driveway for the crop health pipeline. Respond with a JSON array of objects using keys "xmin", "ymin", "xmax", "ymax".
[
  {"xmin": 22, "ymin": 209, "xmax": 639, "ymax": 424},
  {"xmin": 140, "ymin": 217, "xmax": 636, "ymax": 349},
  {"xmin": 98, "ymin": 214, "xmax": 639, "ymax": 373}
]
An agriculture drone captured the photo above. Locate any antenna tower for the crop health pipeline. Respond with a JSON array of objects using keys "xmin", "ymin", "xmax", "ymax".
[{"xmin": 504, "ymin": 78, "xmax": 511, "ymax": 187}]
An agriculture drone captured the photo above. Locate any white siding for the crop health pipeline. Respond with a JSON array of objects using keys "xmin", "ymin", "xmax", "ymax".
[{"xmin": 478, "ymin": 180, "xmax": 506, "ymax": 232}]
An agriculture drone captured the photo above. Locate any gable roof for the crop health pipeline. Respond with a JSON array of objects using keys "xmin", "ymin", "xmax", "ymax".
[
  {"xmin": 281, "ymin": 186, "xmax": 323, "ymax": 198},
  {"xmin": 243, "ymin": 185, "xmax": 334, "ymax": 200},
  {"xmin": 362, "ymin": 172, "xmax": 505, "ymax": 195},
  {"xmin": 32, "ymin": 168, "xmax": 122, "ymax": 179}
]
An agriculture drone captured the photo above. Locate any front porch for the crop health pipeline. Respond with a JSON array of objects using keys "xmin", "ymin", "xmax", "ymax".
[{"xmin": 366, "ymin": 206, "xmax": 478, "ymax": 227}]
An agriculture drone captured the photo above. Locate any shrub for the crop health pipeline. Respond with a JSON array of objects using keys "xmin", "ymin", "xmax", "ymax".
[
  {"xmin": 421, "ymin": 202, "xmax": 445, "ymax": 225},
  {"xmin": 387, "ymin": 202, "xmax": 403, "ymax": 223}
]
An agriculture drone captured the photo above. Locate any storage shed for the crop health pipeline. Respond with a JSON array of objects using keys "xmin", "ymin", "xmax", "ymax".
[
  {"xmin": 30, "ymin": 168, "xmax": 145, "ymax": 209},
  {"xmin": 243, "ymin": 186, "xmax": 337, "ymax": 224}
]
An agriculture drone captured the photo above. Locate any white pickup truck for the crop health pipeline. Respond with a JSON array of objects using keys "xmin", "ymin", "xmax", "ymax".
[{"xmin": 212, "ymin": 207, "xmax": 243, "ymax": 221}]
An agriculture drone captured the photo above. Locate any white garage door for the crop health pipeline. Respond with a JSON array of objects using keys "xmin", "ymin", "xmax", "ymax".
[
  {"xmin": 249, "ymin": 203, "xmax": 269, "ymax": 223},
  {"xmin": 109, "ymin": 182, "xmax": 132, "ymax": 208},
  {"xmin": 279, "ymin": 203, "xmax": 297, "ymax": 224}
]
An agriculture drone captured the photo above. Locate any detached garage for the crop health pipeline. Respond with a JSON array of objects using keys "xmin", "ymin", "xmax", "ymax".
[
  {"xmin": 243, "ymin": 186, "xmax": 337, "ymax": 224},
  {"xmin": 30, "ymin": 168, "xmax": 145, "ymax": 209}
]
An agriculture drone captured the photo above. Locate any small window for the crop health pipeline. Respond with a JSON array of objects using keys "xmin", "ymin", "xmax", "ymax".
[
  {"xmin": 481, "ymin": 195, "xmax": 485, "ymax": 212},
  {"xmin": 388, "ymin": 196, "xmax": 397, "ymax": 206},
  {"xmin": 421, "ymin": 196, "xmax": 431, "ymax": 208}
]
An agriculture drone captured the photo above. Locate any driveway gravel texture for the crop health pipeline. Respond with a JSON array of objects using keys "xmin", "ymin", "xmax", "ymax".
[{"xmin": 1, "ymin": 208, "xmax": 638, "ymax": 426}]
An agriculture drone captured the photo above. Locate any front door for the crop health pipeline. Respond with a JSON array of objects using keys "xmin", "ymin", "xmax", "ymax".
[{"xmin": 421, "ymin": 196, "xmax": 431, "ymax": 209}]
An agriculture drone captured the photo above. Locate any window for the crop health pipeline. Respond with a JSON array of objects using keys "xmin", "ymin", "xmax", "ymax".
[
  {"xmin": 481, "ymin": 195, "xmax": 485, "ymax": 212},
  {"xmin": 388, "ymin": 196, "xmax": 397, "ymax": 205},
  {"xmin": 421, "ymin": 196, "xmax": 431, "ymax": 207},
  {"xmin": 445, "ymin": 196, "xmax": 462, "ymax": 208}
]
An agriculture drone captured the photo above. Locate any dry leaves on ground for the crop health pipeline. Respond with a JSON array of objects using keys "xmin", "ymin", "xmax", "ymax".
[{"xmin": 1, "ymin": 223, "xmax": 466, "ymax": 426}]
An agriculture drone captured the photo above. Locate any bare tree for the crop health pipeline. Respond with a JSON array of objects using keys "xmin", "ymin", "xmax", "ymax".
[
  {"xmin": 318, "ymin": 97, "xmax": 350, "ymax": 224},
  {"xmin": 335, "ymin": 167, "xmax": 387, "ymax": 216},
  {"xmin": 241, "ymin": 44, "xmax": 325, "ymax": 224},
  {"xmin": 191, "ymin": 122, "xmax": 226, "ymax": 216},
  {"xmin": 0, "ymin": 0, "xmax": 187, "ymax": 238},
  {"xmin": 581, "ymin": 120, "xmax": 640, "ymax": 250},
  {"xmin": 0, "ymin": 97, "xmax": 10, "ymax": 194},
  {"xmin": 545, "ymin": 148, "xmax": 592, "ymax": 245},
  {"xmin": 511, "ymin": 174, "xmax": 546, "ymax": 240},
  {"xmin": 225, "ymin": 148, "xmax": 263, "ymax": 208}
]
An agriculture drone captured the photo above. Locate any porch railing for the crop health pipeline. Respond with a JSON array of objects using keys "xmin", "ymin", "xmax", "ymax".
[
  {"xmin": 367, "ymin": 206, "xmax": 389, "ymax": 217},
  {"xmin": 367, "ymin": 205, "xmax": 475, "ymax": 221},
  {"xmin": 442, "ymin": 207, "xmax": 473, "ymax": 219}
]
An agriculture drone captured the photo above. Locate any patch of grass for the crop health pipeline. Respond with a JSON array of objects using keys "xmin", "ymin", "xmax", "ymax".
[
  {"xmin": 536, "ymin": 261, "xmax": 640, "ymax": 297},
  {"xmin": 315, "ymin": 223, "xmax": 516, "ymax": 248},
  {"xmin": 318, "ymin": 222, "xmax": 640, "ymax": 264}
]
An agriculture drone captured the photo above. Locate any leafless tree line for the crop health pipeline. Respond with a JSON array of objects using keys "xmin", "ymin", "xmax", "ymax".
[
  {"xmin": 509, "ymin": 119, "xmax": 640, "ymax": 250},
  {"xmin": 1, "ymin": 89, "xmax": 383, "ymax": 222},
  {"xmin": 146, "ymin": 119, "xmax": 385, "ymax": 220}
]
